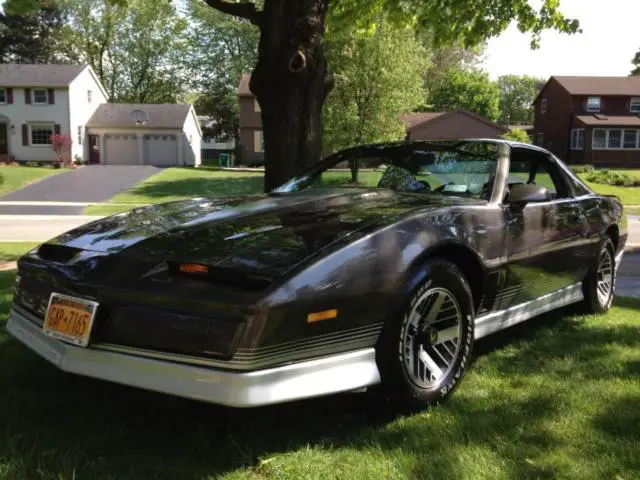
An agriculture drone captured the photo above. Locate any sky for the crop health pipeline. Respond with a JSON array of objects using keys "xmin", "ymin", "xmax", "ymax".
[{"xmin": 482, "ymin": 0, "xmax": 640, "ymax": 79}]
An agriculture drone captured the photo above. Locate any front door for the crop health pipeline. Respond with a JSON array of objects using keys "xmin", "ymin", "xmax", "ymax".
[
  {"xmin": 500, "ymin": 149, "xmax": 589, "ymax": 309},
  {"xmin": 89, "ymin": 135, "xmax": 100, "ymax": 164},
  {"xmin": 0, "ymin": 124, "xmax": 8, "ymax": 155}
]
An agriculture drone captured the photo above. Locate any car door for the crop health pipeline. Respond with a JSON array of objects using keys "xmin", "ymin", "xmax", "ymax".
[{"xmin": 499, "ymin": 148, "xmax": 590, "ymax": 310}]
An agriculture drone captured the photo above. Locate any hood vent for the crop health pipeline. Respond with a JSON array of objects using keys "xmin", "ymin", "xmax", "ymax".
[{"xmin": 36, "ymin": 244, "xmax": 82, "ymax": 264}]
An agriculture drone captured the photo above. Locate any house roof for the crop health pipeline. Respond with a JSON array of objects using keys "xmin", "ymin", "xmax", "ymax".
[
  {"xmin": 402, "ymin": 109, "xmax": 506, "ymax": 133},
  {"xmin": 552, "ymin": 76, "xmax": 640, "ymax": 96},
  {"xmin": 237, "ymin": 74, "xmax": 252, "ymax": 97},
  {"xmin": 575, "ymin": 114, "xmax": 640, "ymax": 127},
  {"xmin": 87, "ymin": 103, "xmax": 193, "ymax": 129},
  {"xmin": 0, "ymin": 64, "xmax": 87, "ymax": 87},
  {"xmin": 401, "ymin": 112, "xmax": 445, "ymax": 128}
]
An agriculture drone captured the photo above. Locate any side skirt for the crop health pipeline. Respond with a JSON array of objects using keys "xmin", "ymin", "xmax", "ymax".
[{"xmin": 474, "ymin": 283, "xmax": 584, "ymax": 340}]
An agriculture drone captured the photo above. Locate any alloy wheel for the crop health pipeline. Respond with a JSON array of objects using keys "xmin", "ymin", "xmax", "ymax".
[
  {"xmin": 400, "ymin": 287, "xmax": 463, "ymax": 389},
  {"xmin": 596, "ymin": 248, "xmax": 614, "ymax": 305}
]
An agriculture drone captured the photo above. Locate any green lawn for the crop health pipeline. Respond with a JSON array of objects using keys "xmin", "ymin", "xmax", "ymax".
[
  {"xmin": 0, "ymin": 242, "xmax": 38, "ymax": 263},
  {"xmin": 0, "ymin": 167, "xmax": 61, "ymax": 197},
  {"xmin": 83, "ymin": 166, "xmax": 640, "ymax": 217},
  {"xmin": 1, "ymin": 242, "xmax": 639, "ymax": 479},
  {"xmin": 84, "ymin": 167, "xmax": 264, "ymax": 216}
]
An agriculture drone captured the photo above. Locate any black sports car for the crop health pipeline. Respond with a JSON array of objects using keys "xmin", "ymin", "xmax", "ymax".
[{"xmin": 7, "ymin": 139, "xmax": 627, "ymax": 409}]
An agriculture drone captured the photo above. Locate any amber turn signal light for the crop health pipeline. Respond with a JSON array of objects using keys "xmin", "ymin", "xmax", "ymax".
[
  {"xmin": 179, "ymin": 263, "xmax": 209, "ymax": 274},
  {"xmin": 307, "ymin": 309, "xmax": 338, "ymax": 323}
]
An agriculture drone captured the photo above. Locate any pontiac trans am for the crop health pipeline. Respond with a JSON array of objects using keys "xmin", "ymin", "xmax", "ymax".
[{"xmin": 6, "ymin": 139, "xmax": 627, "ymax": 409}]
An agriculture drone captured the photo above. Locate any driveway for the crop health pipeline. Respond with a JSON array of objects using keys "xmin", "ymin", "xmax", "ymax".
[{"xmin": 0, "ymin": 165, "xmax": 161, "ymax": 215}]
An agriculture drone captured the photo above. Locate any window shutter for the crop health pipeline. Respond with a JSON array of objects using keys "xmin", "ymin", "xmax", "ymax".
[
  {"xmin": 22, "ymin": 125, "xmax": 29, "ymax": 146},
  {"xmin": 7, "ymin": 88, "xmax": 13, "ymax": 104},
  {"xmin": 54, "ymin": 124, "xmax": 61, "ymax": 135},
  {"xmin": 24, "ymin": 88, "xmax": 31, "ymax": 104},
  {"xmin": 48, "ymin": 88, "xmax": 55, "ymax": 104}
]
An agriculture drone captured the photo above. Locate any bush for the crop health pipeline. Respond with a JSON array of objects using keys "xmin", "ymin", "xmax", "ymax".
[
  {"xmin": 501, "ymin": 128, "xmax": 531, "ymax": 144},
  {"xmin": 570, "ymin": 165, "xmax": 595, "ymax": 174},
  {"xmin": 583, "ymin": 169, "xmax": 635, "ymax": 187}
]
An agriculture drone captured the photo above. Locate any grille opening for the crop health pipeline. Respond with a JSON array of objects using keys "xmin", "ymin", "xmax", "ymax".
[{"xmin": 37, "ymin": 244, "xmax": 82, "ymax": 264}]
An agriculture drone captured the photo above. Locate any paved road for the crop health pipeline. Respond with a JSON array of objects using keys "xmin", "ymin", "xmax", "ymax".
[{"xmin": 0, "ymin": 166, "xmax": 161, "ymax": 215}]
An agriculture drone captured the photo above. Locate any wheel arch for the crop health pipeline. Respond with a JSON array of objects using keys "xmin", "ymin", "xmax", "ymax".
[
  {"xmin": 400, "ymin": 242, "xmax": 486, "ymax": 315},
  {"xmin": 605, "ymin": 224, "xmax": 619, "ymax": 251}
]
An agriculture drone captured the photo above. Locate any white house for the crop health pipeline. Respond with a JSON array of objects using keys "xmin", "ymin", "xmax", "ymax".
[
  {"xmin": 86, "ymin": 103, "xmax": 202, "ymax": 166},
  {"xmin": 0, "ymin": 64, "xmax": 201, "ymax": 166}
]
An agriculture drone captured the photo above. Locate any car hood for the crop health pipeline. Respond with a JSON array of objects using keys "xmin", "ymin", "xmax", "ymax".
[{"xmin": 42, "ymin": 189, "xmax": 481, "ymax": 279}]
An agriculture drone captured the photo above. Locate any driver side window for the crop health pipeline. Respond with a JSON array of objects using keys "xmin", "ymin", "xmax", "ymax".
[{"xmin": 508, "ymin": 150, "xmax": 570, "ymax": 199}]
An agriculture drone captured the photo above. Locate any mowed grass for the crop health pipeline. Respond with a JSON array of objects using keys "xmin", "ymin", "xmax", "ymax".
[
  {"xmin": 83, "ymin": 166, "xmax": 640, "ymax": 217},
  {"xmin": 0, "ymin": 242, "xmax": 39, "ymax": 263},
  {"xmin": 0, "ymin": 167, "xmax": 61, "ymax": 197},
  {"xmin": 1, "ymin": 243, "xmax": 639, "ymax": 479}
]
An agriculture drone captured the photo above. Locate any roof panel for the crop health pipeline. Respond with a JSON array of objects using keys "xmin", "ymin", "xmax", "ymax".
[
  {"xmin": 553, "ymin": 76, "xmax": 640, "ymax": 96},
  {"xmin": 0, "ymin": 64, "xmax": 86, "ymax": 87},
  {"xmin": 87, "ymin": 104, "xmax": 192, "ymax": 129}
]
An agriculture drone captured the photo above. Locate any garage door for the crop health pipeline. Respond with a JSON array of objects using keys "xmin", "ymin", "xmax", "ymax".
[
  {"xmin": 104, "ymin": 135, "xmax": 139, "ymax": 165},
  {"xmin": 143, "ymin": 134, "xmax": 178, "ymax": 166}
]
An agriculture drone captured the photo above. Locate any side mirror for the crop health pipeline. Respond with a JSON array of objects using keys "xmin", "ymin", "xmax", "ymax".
[{"xmin": 507, "ymin": 183, "xmax": 551, "ymax": 204}]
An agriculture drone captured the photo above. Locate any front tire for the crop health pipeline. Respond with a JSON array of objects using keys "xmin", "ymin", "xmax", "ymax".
[
  {"xmin": 376, "ymin": 259, "xmax": 475, "ymax": 411},
  {"xmin": 582, "ymin": 237, "xmax": 616, "ymax": 314}
]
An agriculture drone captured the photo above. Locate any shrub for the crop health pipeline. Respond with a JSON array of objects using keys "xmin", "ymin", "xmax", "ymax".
[
  {"xmin": 50, "ymin": 134, "xmax": 73, "ymax": 166},
  {"xmin": 583, "ymin": 169, "xmax": 634, "ymax": 187},
  {"xmin": 570, "ymin": 165, "xmax": 595, "ymax": 174},
  {"xmin": 501, "ymin": 128, "xmax": 531, "ymax": 144}
]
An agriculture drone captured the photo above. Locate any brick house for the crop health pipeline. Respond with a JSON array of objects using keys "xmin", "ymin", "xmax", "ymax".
[
  {"xmin": 533, "ymin": 76, "xmax": 640, "ymax": 166},
  {"xmin": 238, "ymin": 74, "xmax": 506, "ymax": 163},
  {"xmin": 402, "ymin": 110, "xmax": 506, "ymax": 140},
  {"xmin": 237, "ymin": 75, "xmax": 263, "ymax": 164}
]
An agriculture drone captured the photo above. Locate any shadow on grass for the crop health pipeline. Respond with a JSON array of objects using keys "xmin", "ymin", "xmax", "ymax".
[
  {"xmin": 130, "ymin": 176, "xmax": 264, "ymax": 199},
  {"xmin": 1, "ymin": 269, "xmax": 638, "ymax": 479}
]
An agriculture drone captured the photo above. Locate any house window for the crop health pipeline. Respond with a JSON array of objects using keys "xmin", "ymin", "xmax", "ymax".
[
  {"xmin": 30, "ymin": 124, "xmax": 54, "ymax": 145},
  {"xmin": 87, "ymin": 90, "xmax": 93, "ymax": 103},
  {"xmin": 535, "ymin": 132, "xmax": 544, "ymax": 146},
  {"xmin": 33, "ymin": 89, "xmax": 48, "ymax": 104},
  {"xmin": 592, "ymin": 129, "xmax": 607, "ymax": 149},
  {"xmin": 631, "ymin": 98, "xmax": 640, "ymax": 113},
  {"xmin": 540, "ymin": 98, "xmax": 547, "ymax": 114},
  {"xmin": 586, "ymin": 96, "xmax": 601, "ymax": 112},
  {"xmin": 623, "ymin": 129, "xmax": 639, "ymax": 149},
  {"xmin": 254, "ymin": 130, "xmax": 264, "ymax": 152},
  {"xmin": 608, "ymin": 129, "xmax": 622, "ymax": 148},
  {"xmin": 254, "ymin": 98, "xmax": 261, "ymax": 112},
  {"xmin": 570, "ymin": 129, "xmax": 585, "ymax": 150},
  {"xmin": 77, "ymin": 126, "xmax": 83, "ymax": 145},
  {"xmin": 0, "ymin": 88, "xmax": 6, "ymax": 104}
]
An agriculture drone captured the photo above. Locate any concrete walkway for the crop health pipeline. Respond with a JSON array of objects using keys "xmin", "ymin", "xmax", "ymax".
[
  {"xmin": 0, "ymin": 215, "xmax": 104, "ymax": 242},
  {"xmin": 0, "ymin": 166, "xmax": 160, "ymax": 215}
]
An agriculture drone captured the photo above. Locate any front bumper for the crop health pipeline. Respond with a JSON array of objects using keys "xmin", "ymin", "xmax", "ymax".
[{"xmin": 6, "ymin": 307, "xmax": 381, "ymax": 408}]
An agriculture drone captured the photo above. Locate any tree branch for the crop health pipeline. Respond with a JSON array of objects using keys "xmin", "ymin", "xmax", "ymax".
[{"xmin": 203, "ymin": 0, "xmax": 261, "ymax": 26}]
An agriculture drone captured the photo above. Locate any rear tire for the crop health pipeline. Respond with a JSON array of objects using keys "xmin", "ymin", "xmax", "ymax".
[
  {"xmin": 376, "ymin": 259, "xmax": 474, "ymax": 411},
  {"xmin": 582, "ymin": 237, "xmax": 616, "ymax": 314}
]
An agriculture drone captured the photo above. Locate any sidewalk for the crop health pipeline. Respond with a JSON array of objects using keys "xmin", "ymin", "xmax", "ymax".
[{"xmin": 0, "ymin": 215, "xmax": 104, "ymax": 242}]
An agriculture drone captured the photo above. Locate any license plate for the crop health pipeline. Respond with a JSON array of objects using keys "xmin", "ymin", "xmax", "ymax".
[{"xmin": 43, "ymin": 293, "xmax": 99, "ymax": 347}]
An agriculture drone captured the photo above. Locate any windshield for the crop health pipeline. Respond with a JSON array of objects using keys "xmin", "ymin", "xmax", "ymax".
[{"xmin": 272, "ymin": 140, "xmax": 503, "ymax": 201}]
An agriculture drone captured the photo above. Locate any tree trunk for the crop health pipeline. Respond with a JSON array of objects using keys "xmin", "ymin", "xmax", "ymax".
[{"xmin": 250, "ymin": 0, "xmax": 332, "ymax": 192}]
